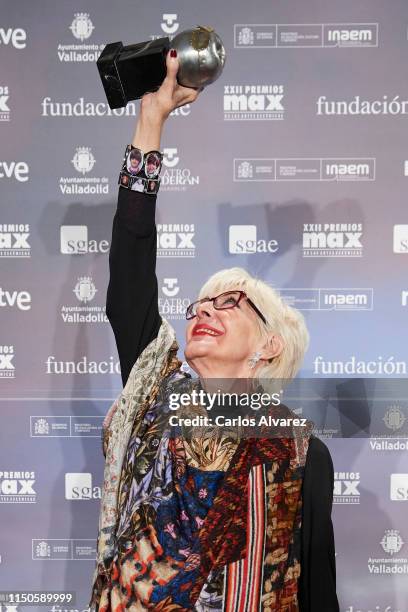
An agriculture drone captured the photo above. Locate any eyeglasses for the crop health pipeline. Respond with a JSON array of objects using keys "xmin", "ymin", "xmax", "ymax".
[{"xmin": 185, "ymin": 290, "xmax": 268, "ymax": 326}]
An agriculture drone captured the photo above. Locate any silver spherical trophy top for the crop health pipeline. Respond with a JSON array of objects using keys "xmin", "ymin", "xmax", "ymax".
[{"xmin": 171, "ymin": 25, "xmax": 226, "ymax": 89}]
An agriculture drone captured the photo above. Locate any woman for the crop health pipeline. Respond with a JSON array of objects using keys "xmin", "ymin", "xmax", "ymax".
[{"xmin": 89, "ymin": 50, "xmax": 339, "ymax": 611}]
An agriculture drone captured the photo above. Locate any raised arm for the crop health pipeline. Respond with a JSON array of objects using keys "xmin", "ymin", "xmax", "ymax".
[
  {"xmin": 106, "ymin": 189, "xmax": 161, "ymax": 388},
  {"xmin": 298, "ymin": 436, "xmax": 339, "ymax": 611},
  {"xmin": 105, "ymin": 49, "xmax": 202, "ymax": 387}
]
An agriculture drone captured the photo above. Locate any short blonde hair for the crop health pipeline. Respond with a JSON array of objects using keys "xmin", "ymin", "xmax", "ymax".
[{"xmin": 198, "ymin": 267, "xmax": 310, "ymax": 381}]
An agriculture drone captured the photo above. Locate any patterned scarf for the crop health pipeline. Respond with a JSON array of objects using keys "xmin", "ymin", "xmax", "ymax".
[{"xmin": 89, "ymin": 319, "xmax": 314, "ymax": 611}]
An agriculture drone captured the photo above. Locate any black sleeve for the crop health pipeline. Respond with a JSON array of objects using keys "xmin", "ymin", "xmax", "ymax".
[
  {"xmin": 105, "ymin": 187, "xmax": 162, "ymax": 388},
  {"xmin": 298, "ymin": 436, "xmax": 340, "ymax": 612}
]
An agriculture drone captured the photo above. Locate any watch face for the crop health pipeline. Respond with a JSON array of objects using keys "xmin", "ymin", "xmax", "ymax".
[
  {"xmin": 145, "ymin": 151, "xmax": 162, "ymax": 178},
  {"xmin": 127, "ymin": 148, "xmax": 143, "ymax": 175}
]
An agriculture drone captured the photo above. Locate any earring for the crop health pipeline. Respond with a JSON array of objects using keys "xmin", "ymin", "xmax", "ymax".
[{"xmin": 248, "ymin": 351, "xmax": 262, "ymax": 369}]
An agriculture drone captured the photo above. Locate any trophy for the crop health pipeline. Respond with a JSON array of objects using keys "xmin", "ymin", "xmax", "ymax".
[{"xmin": 97, "ymin": 25, "xmax": 226, "ymax": 109}]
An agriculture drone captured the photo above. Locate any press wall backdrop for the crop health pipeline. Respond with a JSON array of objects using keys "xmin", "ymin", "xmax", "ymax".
[{"xmin": 1, "ymin": 1, "xmax": 408, "ymax": 611}]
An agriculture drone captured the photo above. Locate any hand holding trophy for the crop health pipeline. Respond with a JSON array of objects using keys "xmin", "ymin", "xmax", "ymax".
[
  {"xmin": 97, "ymin": 25, "xmax": 226, "ymax": 109},
  {"xmin": 136, "ymin": 49, "xmax": 201, "ymax": 125}
]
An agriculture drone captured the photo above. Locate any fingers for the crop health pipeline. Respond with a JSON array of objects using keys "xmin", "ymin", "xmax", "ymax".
[
  {"xmin": 173, "ymin": 86, "xmax": 201, "ymax": 109},
  {"xmin": 160, "ymin": 49, "xmax": 204, "ymax": 112},
  {"xmin": 161, "ymin": 49, "xmax": 180, "ymax": 95}
]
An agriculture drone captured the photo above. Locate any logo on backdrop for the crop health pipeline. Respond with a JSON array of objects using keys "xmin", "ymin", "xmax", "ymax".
[
  {"xmin": 0, "ymin": 86, "xmax": 10, "ymax": 122},
  {"xmin": 0, "ymin": 346, "xmax": 14, "ymax": 379},
  {"xmin": 333, "ymin": 471, "xmax": 360, "ymax": 504},
  {"xmin": 234, "ymin": 158, "xmax": 376, "ymax": 181},
  {"xmin": 32, "ymin": 539, "xmax": 97, "ymax": 560},
  {"xmin": 57, "ymin": 13, "xmax": 103, "ymax": 62},
  {"xmin": 234, "ymin": 23, "xmax": 378, "ymax": 48},
  {"xmin": 33, "ymin": 541, "xmax": 51, "ymax": 558},
  {"xmin": 149, "ymin": 13, "xmax": 180, "ymax": 40},
  {"xmin": 370, "ymin": 405, "xmax": 408, "ymax": 451},
  {"xmin": 65, "ymin": 473, "xmax": 101, "ymax": 500},
  {"xmin": 0, "ymin": 27, "xmax": 27, "ymax": 49},
  {"xmin": 316, "ymin": 95, "xmax": 408, "ymax": 116},
  {"xmin": 161, "ymin": 13, "xmax": 179, "ymax": 35},
  {"xmin": 224, "ymin": 85, "xmax": 285, "ymax": 120},
  {"xmin": 60, "ymin": 225, "xmax": 109, "ymax": 255},
  {"xmin": 163, "ymin": 149, "xmax": 179, "ymax": 167},
  {"xmin": 157, "ymin": 224, "xmax": 195, "ymax": 258},
  {"xmin": 70, "ymin": 13, "xmax": 94, "ymax": 41},
  {"xmin": 228, "ymin": 225, "xmax": 279, "ymax": 254},
  {"xmin": 279, "ymin": 288, "xmax": 373, "ymax": 311},
  {"xmin": 303, "ymin": 223, "xmax": 363, "ymax": 257},
  {"xmin": 59, "ymin": 147, "xmax": 109, "ymax": 195},
  {"xmin": 0, "ymin": 224, "xmax": 30, "ymax": 258},
  {"xmin": 0, "ymin": 287, "xmax": 31, "ymax": 310},
  {"xmin": 367, "ymin": 529, "xmax": 408, "ymax": 575},
  {"xmin": 0, "ymin": 161, "xmax": 29, "ymax": 182},
  {"xmin": 45, "ymin": 355, "xmax": 120, "ymax": 375},
  {"xmin": 72, "ymin": 146, "xmax": 95, "ymax": 173},
  {"xmin": 0, "ymin": 471, "xmax": 36, "ymax": 503},
  {"xmin": 383, "ymin": 405, "xmax": 407, "ymax": 431},
  {"xmin": 159, "ymin": 278, "xmax": 190, "ymax": 320},
  {"xmin": 376, "ymin": 529, "xmax": 405, "ymax": 560},
  {"xmin": 390, "ymin": 474, "xmax": 408, "ymax": 501},
  {"xmin": 313, "ymin": 357, "xmax": 407, "ymax": 377},
  {"xmin": 73, "ymin": 277, "xmax": 97, "ymax": 302},
  {"xmin": 41, "ymin": 97, "xmax": 190, "ymax": 118},
  {"xmin": 30, "ymin": 415, "xmax": 103, "ymax": 438},
  {"xmin": 162, "ymin": 278, "xmax": 179, "ymax": 297},
  {"xmin": 161, "ymin": 148, "xmax": 199, "ymax": 191},
  {"xmin": 32, "ymin": 418, "xmax": 50, "ymax": 436},
  {"xmin": 393, "ymin": 225, "xmax": 408, "ymax": 253},
  {"xmin": 60, "ymin": 276, "xmax": 107, "ymax": 324}
]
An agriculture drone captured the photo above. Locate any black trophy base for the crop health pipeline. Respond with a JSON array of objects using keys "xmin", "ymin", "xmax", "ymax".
[{"xmin": 97, "ymin": 37, "xmax": 170, "ymax": 109}]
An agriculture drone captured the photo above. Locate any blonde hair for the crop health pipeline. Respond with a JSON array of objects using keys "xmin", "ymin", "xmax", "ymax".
[{"xmin": 198, "ymin": 267, "xmax": 310, "ymax": 381}]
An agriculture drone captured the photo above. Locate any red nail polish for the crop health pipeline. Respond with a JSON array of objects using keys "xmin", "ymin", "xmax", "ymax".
[{"xmin": 170, "ymin": 48, "xmax": 177, "ymax": 58}]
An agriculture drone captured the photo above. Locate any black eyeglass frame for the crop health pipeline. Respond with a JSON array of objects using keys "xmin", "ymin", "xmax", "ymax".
[{"xmin": 185, "ymin": 290, "xmax": 268, "ymax": 326}]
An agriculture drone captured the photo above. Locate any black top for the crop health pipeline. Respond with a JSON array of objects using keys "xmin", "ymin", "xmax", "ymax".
[{"xmin": 105, "ymin": 187, "xmax": 340, "ymax": 612}]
